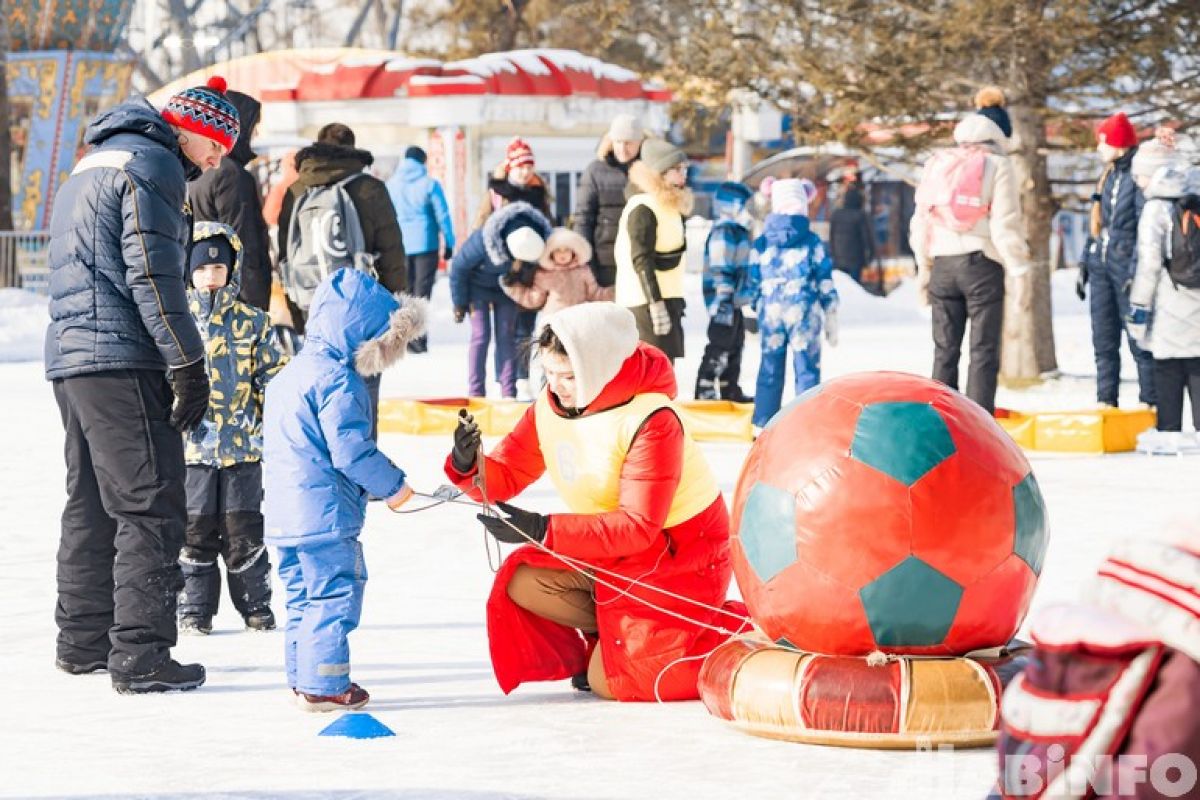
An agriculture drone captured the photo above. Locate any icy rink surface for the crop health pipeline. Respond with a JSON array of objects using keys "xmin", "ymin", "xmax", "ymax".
[{"xmin": 3, "ymin": 269, "xmax": 1193, "ymax": 799}]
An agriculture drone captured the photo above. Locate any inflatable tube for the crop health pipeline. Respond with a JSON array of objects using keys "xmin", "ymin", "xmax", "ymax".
[{"xmin": 698, "ymin": 639, "xmax": 1025, "ymax": 749}]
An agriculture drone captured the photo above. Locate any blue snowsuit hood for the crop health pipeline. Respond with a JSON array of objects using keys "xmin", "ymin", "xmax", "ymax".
[{"xmin": 263, "ymin": 269, "xmax": 412, "ymax": 546}]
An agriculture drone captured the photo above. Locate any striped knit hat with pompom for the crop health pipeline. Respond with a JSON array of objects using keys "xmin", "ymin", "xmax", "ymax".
[{"xmin": 161, "ymin": 75, "xmax": 240, "ymax": 153}]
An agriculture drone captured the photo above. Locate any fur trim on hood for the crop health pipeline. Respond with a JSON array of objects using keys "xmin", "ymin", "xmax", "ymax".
[
  {"xmin": 295, "ymin": 141, "xmax": 375, "ymax": 170},
  {"xmin": 354, "ymin": 294, "xmax": 428, "ymax": 376},
  {"xmin": 628, "ymin": 160, "xmax": 694, "ymax": 215},
  {"xmin": 482, "ymin": 201, "xmax": 553, "ymax": 266},
  {"xmin": 539, "ymin": 228, "xmax": 592, "ymax": 270}
]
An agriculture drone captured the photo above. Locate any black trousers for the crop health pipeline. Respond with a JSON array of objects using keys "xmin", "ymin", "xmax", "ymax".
[
  {"xmin": 695, "ymin": 310, "xmax": 747, "ymax": 399},
  {"xmin": 930, "ymin": 252, "xmax": 1006, "ymax": 414},
  {"xmin": 179, "ymin": 462, "xmax": 271, "ymax": 619},
  {"xmin": 53, "ymin": 370, "xmax": 187, "ymax": 676},
  {"xmin": 406, "ymin": 251, "xmax": 439, "ymax": 352},
  {"xmin": 1154, "ymin": 358, "xmax": 1200, "ymax": 432}
]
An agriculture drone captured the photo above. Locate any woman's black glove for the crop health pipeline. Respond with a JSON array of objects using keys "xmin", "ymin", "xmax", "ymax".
[
  {"xmin": 477, "ymin": 501, "xmax": 547, "ymax": 544},
  {"xmin": 451, "ymin": 409, "xmax": 481, "ymax": 473},
  {"xmin": 168, "ymin": 360, "xmax": 211, "ymax": 432}
]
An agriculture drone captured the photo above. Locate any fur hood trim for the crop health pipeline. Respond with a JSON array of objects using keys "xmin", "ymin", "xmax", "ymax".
[
  {"xmin": 354, "ymin": 294, "xmax": 428, "ymax": 376},
  {"xmin": 628, "ymin": 160, "xmax": 694, "ymax": 215},
  {"xmin": 482, "ymin": 201, "xmax": 553, "ymax": 266},
  {"xmin": 539, "ymin": 228, "xmax": 592, "ymax": 270}
]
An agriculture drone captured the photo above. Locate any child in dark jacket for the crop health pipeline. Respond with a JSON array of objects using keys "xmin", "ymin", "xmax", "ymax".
[
  {"xmin": 179, "ymin": 221, "xmax": 288, "ymax": 635},
  {"xmin": 696, "ymin": 181, "xmax": 755, "ymax": 402},
  {"xmin": 263, "ymin": 268, "xmax": 425, "ymax": 712},
  {"xmin": 450, "ymin": 201, "xmax": 552, "ymax": 398}
]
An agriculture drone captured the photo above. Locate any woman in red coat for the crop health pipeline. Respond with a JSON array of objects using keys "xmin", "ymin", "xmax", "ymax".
[{"xmin": 444, "ymin": 302, "xmax": 743, "ymax": 701}]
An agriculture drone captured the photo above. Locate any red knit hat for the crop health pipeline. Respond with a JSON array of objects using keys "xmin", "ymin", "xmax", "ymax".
[
  {"xmin": 1096, "ymin": 112, "xmax": 1137, "ymax": 149},
  {"xmin": 505, "ymin": 137, "xmax": 535, "ymax": 171},
  {"xmin": 161, "ymin": 75, "xmax": 240, "ymax": 153}
]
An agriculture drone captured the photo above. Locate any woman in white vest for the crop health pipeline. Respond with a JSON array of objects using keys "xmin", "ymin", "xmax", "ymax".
[
  {"xmin": 443, "ymin": 303, "xmax": 741, "ymax": 701},
  {"xmin": 613, "ymin": 140, "xmax": 693, "ymax": 361}
]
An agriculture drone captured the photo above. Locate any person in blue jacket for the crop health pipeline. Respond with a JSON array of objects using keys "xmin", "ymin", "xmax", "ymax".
[
  {"xmin": 263, "ymin": 268, "xmax": 425, "ymax": 712},
  {"xmin": 747, "ymin": 179, "xmax": 839, "ymax": 430},
  {"xmin": 386, "ymin": 146, "xmax": 456, "ymax": 354},
  {"xmin": 449, "ymin": 201, "xmax": 552, "ymax": 398}
]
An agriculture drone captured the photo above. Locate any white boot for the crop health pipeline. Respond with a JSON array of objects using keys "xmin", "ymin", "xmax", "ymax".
[{"xmin": 516, "ymin": 379, "xmax": 532, "ymax": 402}]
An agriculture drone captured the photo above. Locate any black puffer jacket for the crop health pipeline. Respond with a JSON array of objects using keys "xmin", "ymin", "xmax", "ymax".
[
  {"xmin": 277, "ymin": 142, "xmax": 407, "ymax": 333},
  {"xmin": 829, "ymin": 188, "xmax": 875, "ymax": 275},
  {"xmin": 572, "ymin": 140, "xmax": 638, "ymax": 287},
  {"xmin": 45, "ymin": 97, "xmax": 204, "ymax": 380},
  {"xmin": 188, "ymin": 90, "xmax": 272, "ymax": 310}
]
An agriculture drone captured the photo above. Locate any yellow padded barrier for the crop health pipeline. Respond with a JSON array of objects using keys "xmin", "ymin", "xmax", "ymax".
[
  {"xmin": 377, "ymin": 397, "xmax": 1153, "ymax": 452},
  {"xmin": 995, "ymin": 407, "xmax": 1154, "ymax": 453},
  {"xmin": 378, "ymin": 397, "xmax": 755, "ymax": 441}
]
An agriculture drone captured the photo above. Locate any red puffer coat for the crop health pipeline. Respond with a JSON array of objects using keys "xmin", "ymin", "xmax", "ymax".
[{"xmin": 445, "ymin": 343, "xmax": 746, "ymax": 701}]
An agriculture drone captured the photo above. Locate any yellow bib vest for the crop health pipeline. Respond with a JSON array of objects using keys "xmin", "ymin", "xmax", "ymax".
[
  {"xmin": 534, "ymin": 392, "xmax": 719, "ymax": 528},
  {"xmin": 614, "ymin": 194, "xmax": 686, "ymax": 307}
]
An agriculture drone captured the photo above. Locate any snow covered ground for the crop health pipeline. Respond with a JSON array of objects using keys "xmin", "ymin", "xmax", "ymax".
[{"xmin": 3, "ymin": 269, "xmax": 1194, "ymax": 799}]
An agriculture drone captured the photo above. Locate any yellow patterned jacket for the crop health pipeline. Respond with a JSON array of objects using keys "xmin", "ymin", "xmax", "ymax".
[{"xmin": 185, "ymin": 221, "xmax": 288, "ymax": 467}]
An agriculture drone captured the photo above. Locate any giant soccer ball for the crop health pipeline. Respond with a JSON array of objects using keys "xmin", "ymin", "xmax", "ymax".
[{"xmin": 731, "ymin": 372, "xmax": 1049, "ymax": 656}]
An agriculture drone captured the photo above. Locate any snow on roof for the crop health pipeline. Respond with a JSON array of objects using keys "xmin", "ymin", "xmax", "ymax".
[
  {"xmin": 280, "ymin": 49, "xmax": 670, "ymax": 103},
  {"xmin": 409, "ymin": 75, "xmax": 487, "ymax": 86},
  {"xmin": 384, "ymin": 58, "xmax": 443, "ymax": 73}
]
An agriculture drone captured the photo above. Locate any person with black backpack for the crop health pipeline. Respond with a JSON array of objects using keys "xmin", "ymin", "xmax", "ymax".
[
  {"xmin": 1126, "ymin": 139, "xmax": 1200, "ymax": 451},
  {"xmin": 277, "ymin": 122, "xmax": 407, "ymax": 438}
]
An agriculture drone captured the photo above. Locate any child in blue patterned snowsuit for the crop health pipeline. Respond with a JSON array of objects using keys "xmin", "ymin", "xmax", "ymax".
[
  {"xmin": 263, "ymin": 268, "xmax": 424, "ymax": 711},
  {"xmin": 748, "ymin": 178, "xmax": 839, "ymax": 428},
  {"xmin": 695, "ymin": 181, "xmax": 755, "ymax": 402}
]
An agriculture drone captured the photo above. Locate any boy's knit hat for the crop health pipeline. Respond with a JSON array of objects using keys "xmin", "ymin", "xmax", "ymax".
[
  {"xmin": 506, "ymin": 137, "xmax": 535, "ymax": 171},
  {"xmin": 189, "ymin": 235, "xmax": 235, "ymax": 272},
  {"xmin": 161, "ymin": 75, "xmax": 240, "ymax": 153},
  {"xmin": 771, "ymin": 178, "xmax": 809, "ymax": 216},
  {"xmin": 405, "ymin": 145, "xmax": 427, "ymax": 164},
  {"xmin": 715, "ymin": 181, "xmax": 754, "ymax": 206},
  {"xmin": 1097, "ymin": 112, "xmax": 1137, "ymax": 149}
]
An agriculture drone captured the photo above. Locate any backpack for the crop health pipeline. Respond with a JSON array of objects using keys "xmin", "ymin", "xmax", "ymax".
[
  {"xmin": 1167, "ymin": 198, "xmax": 1200, "ymax": 289},
  {"xmin": 281, "ymin": 173, "xmax": 376, "ymax": 311},
  {"xmin": 914, "ymin": 145, "xmax": 992, "ymax": 234}
]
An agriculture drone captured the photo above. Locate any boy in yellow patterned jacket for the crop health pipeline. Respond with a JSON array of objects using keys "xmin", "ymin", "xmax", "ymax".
[{"xmin": 179, "ymin": 221, "xmax": 288, "ymax": 634}]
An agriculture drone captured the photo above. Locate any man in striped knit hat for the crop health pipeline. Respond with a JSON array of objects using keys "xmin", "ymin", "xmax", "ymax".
[{"xmin": 45, "ymin": 76, "xmax": 239, "ymax": 694}]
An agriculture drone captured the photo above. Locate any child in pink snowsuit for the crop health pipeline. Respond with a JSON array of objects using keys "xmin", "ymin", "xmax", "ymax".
[{"xmin": 501, "ymin": 228, "xmax": 613, "ymax": 316}]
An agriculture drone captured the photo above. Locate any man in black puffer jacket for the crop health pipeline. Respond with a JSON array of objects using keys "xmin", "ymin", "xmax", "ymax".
[
  {"xmin": 188, "ymin": 90, "xmax": 272, "ymax": 310},
  {"xmin": 45, "ymin": 77, "xmax": 239, "ymax": 694},
  {"xmin": 573, "ymin": 114, "xmax": 645, "ymax": 288}
]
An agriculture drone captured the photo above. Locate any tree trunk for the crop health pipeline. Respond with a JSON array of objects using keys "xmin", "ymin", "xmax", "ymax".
[
  {"xmin": 1001, "ymin": 100, "xmax": 1058, "ymax": 386},
  {"xmin": 0, "ymin": 13, "xmax": 12, "ymax": 232}
]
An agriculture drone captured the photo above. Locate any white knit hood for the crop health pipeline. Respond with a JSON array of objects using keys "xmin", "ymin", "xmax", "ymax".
[{"xmin": 544, "ymin": 302, "xmax": 639, "ymax": 408}]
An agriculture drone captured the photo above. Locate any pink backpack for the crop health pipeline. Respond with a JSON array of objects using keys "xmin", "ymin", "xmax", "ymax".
[{"xmin": 915, "ymin": 145, "xmax": 991, "ymax": 233}]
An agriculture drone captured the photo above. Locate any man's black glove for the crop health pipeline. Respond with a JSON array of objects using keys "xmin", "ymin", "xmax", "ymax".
[
  {"xmin": 1076, "ymin": 263, "xmax": 1088, "ymax": 301},
  {"xmin": 169, "ymin": 360, "xmax": 211, "ymax": 432},
  {"xmin": 476, "ymin": 501, "xmax": 547, "ymax": 544},
  {"xmin": 451, "ymin": 409, "xmax": 481, "ymax": 473},
  {"xmin": 443, "ymin": 245, "xmax": 454, "ymax": 260}
]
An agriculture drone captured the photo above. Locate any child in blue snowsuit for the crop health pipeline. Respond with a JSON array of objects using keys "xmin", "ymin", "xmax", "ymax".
[
  {"xmin": 748, "ymin": 178, "xmax": 839, "ymax": 428},
  {"xmin": 695, "ymin": 181, "xmax": 755, "ymax": 402},
  {"xmin": 263, "ymin": 268, "xmax": 425, "ymax": 712}
]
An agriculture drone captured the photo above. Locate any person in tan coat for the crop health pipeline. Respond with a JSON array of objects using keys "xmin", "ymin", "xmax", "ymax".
[{"xmin": 909, "ymin": 87, "xmax": 1032, "ymax": 414}]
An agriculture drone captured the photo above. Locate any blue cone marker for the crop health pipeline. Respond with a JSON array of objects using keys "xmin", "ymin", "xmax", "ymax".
[{"xmin": 318, "ymin": 712, "xmax": 395, "ymax": 739}]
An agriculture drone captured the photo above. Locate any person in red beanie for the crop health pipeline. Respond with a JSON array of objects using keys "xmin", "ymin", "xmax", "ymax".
[
  {"xmin": 1078, "ymin": 111, "xmax": 1157, "ymax": 409},
  {"xmin": 473, "ymin": 136, "xmax": 556, "ymax": 399},
  {"xmin": 43, "ymin": 75, "xmax": 240, "ymax": 694}
]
